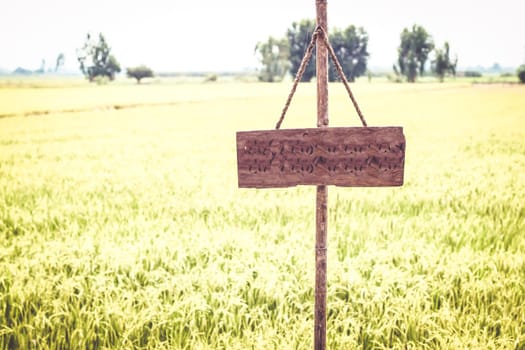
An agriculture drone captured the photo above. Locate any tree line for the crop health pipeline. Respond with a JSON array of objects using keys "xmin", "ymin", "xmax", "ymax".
[
  {"xmin": 76, "ymin": 33, "xmax": 153, "ymax": 84},
  {"xmin": 76, "ymin": 26, "xmax": 525, "ymax": 84},
  {"xmin": 255, "ymin": 19, "xmax": 458, "ymax": 83}
]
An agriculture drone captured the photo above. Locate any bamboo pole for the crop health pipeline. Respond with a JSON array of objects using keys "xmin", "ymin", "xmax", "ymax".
[{"xmin": 315, "ymin": 1, "xmax": 328, "ymax": 349}]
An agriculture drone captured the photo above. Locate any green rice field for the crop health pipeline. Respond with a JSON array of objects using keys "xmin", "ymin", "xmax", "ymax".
[{"xmin": 1, "ymin": 79, "xmax": 524, "ymax": 349}]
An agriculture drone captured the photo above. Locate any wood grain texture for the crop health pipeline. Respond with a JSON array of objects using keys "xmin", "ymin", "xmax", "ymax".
[
  {"xmin": 315, "ymin": 3, "xmax": 329, "ymax": 349},
  {"xmin": 237, "ymin": 127, "xmax": 405, "ymax": 188}
]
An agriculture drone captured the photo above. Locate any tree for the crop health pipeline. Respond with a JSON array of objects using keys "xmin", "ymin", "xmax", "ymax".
[
  {"xmin": 395, "ymin": 25, "xmax": 434, "ymax": 82},
  {"xmin": 432, "ymin": 42, "xmax": 457, "ymax": 82},
  {"xmin": 77, "ymin": 33, "xmax": 121, "ymax": 82},
  {"xmin": 255, "ymin": 36, "xmax": 290, "ymax": 82},
  {"xmin": 287, "ymin": 19, "xmax": 317, "ymax": 82},
  {"xmin": 517, "ymin": 65, "xmax": 525, "ymax": 83},
  {"xmin": 55, "ymin": 53, "xmax": 65, "ymax": 72},
  {"xmin": 328, "ymin": 25, "xmax": 369, "ymax": 82},
  {"xmin": 13, "ymin": 67, "xmax": 32, "ymax": 75},
  {"xmin": 126, "ymin": 65, "xmax": 154, "ymax": 84}
]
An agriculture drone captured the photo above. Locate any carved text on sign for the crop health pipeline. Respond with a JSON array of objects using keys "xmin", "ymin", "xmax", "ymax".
[{"xmin": 236, "ymin": 127, "xmax": 405, "ymax": 188}]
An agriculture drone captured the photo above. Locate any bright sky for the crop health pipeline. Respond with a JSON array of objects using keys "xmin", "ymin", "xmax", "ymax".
[{"xmin": 1, "ymin": 0, "xmax": 524, "ymax": 72}]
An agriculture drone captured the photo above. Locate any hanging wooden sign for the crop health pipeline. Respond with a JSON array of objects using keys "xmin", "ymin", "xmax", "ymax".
[
  {"xmin": 236, "ymin": 2, "xmax": 406, "ymax": 348},
  {"xmin": 237, "ymin": 126, "xmax": 405, "ymax": 188}
]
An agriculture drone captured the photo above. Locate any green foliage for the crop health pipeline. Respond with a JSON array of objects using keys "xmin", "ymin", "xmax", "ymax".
[
  {"xmin": 286, "ymin": 19, "xmax": 317, "ymax": 82},
  {"xmin": 517, "ymin": 65, "xmax": 525, "ymax": 83},
  {"xmin": 328, "ymin": 25, "xmax": 369, "ymax": 82},
  {"xmin": 432, "ymin": 42, "xmax": 457, "ymax": 82},
  {"xmin": 255, "ymin": 36, "xmax": 290, "ymax": 82},
  {"xmin": 77, "ymin": 33, "xmax": 121, "ymax": 82},
  {"xmin": 395, "ymin": 24, "xmax": 434, "ymax": 82},
  {"xmin": 278, "ymin": 19, "xmax": 369, "ymax": 83},
  {"xmin": 464, "ymin": 71, "xmax": 482, "ymax": 77},
  {"xmin": 126, "ymin": 65, "xmax": 154, "ymax": 84}
]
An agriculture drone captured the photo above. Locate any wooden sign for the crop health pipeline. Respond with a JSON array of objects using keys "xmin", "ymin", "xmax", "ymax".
[{"xmin": 237, "ymin": 127, "xmax": 405, "ymax": 188}]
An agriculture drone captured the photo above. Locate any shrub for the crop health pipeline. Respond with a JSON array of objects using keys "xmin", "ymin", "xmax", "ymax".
[
  {"xmin": 204, "ymin": 74, "xmax": 218, "ymax": 82},
  {"xmin": 517, "ymin": 65, "xmax": 525, "ymax": 83},
  {"xmin": 464, "ymin": 71, "xmax": 482, "ymax": 78},
  {"xmin": 126, "ymin": 66, "xmax": 154, "ymax": 84},
  {"xmin": 93, "ymin": 76, "xmax": 109, "ymax": 85}
]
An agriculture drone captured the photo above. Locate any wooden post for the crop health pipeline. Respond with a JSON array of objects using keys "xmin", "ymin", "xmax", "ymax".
[
  {"xmin": 236, "ymin": 2, "xmax": 405, "ymax": 349},
  {"xmin": 315, "ymin": 1, "xmax": 328, "ymax": 350}
]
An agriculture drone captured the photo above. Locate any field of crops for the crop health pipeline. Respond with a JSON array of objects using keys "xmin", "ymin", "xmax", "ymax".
[{"xmin": 1, "ymin": 79, "xmax": 524, "ymax": 349}]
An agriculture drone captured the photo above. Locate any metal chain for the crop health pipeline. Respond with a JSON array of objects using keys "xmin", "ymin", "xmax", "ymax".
[{"xmin": 276, "ymin": 26, "xmax": 368, "ymax": 129}]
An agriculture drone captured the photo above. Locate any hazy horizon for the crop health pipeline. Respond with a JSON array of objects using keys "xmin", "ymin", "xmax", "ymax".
[{"xmin": 1, "ymin": 0, "xmax": 524, "ymax": 73}]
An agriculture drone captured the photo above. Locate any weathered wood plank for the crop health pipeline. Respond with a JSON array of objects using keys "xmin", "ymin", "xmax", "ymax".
[{"xmin": 236, "ymin": 127, "xmax": 405, "ymax": 188}]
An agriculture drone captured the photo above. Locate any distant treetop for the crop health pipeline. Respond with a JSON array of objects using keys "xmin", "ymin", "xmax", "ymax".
[
  {"xmin": 126, "ymin": 66, "xmax": 154, "ymax": 84},
  {"xmin": 76, "ymin": 33, "xmax": 121, "ymax": 83}
]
